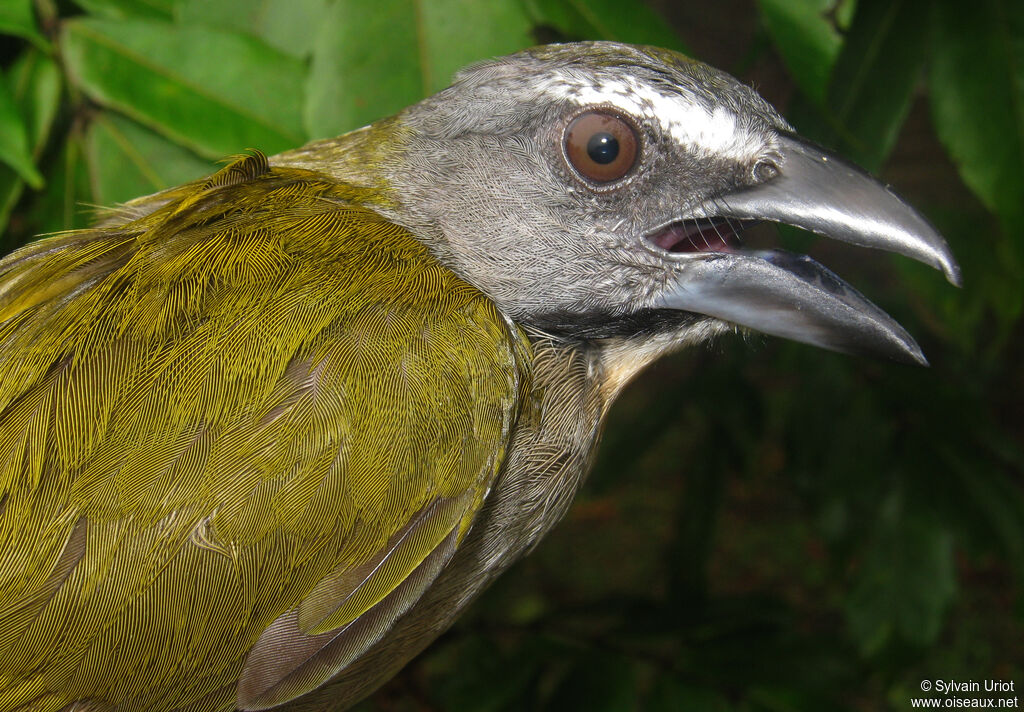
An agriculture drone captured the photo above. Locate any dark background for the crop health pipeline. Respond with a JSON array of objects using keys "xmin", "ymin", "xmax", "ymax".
[{"xmin": 0, "ymin": 0, "xmax": 1020, "ymax": 709}]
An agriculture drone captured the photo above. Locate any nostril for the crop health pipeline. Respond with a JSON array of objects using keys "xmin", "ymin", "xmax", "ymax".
[{"xmin": 753, "ymin": 159, "xmax": 780, "ymax": 182}]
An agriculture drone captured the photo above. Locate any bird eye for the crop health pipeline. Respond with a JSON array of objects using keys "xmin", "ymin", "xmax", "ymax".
[{"xmin": 564, "ymin": 111, "xmax": 639, "ymax": 184}]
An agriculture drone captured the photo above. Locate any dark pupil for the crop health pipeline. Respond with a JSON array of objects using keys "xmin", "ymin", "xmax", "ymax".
[{"xmin": 586, "ymin": 132, "xmax": 619, "ymax": 164}]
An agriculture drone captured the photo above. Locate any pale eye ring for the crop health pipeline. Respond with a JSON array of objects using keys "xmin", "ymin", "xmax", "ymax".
[{"xmin": 563, "ymin": 111, "xmax": 639, "ymax": 184}]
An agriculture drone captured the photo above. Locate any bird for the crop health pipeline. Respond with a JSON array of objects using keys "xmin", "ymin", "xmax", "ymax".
[{"xmin": 0, "ymin": 41, "xmax": 958, "ymax": 712}]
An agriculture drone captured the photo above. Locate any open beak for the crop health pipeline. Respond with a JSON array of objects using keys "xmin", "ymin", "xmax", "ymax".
[{"xmin": 651, "ymin": 133, "xmax": 960, "ymax": 365}]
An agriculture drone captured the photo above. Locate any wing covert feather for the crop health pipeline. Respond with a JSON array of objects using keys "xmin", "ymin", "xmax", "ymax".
[{"xmin": 0, "ymin": 154, "xmax": 530, "ymax": 712}]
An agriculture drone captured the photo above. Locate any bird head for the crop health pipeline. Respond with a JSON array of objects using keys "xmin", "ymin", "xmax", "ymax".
[{"xmin": 283, "ymin": 41, "xmax": 959, "ymax": 367}]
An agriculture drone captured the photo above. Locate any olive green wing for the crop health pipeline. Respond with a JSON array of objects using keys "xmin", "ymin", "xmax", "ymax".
[{"xmin": 0, "ymin": 154, "xmax": 530, "ymax": 712}]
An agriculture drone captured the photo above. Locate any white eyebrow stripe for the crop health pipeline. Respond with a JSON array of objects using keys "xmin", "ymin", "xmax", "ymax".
[{"xmin": 538, "ymin": 74, "xmax": 761, "ymax": 162}]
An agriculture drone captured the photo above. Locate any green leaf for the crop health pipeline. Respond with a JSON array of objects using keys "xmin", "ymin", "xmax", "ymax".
[
  {"xmin": 175, "ymin": 0, "xmax": 330, "ymax": 59},
  {"xmin": 929, "ymin": 0, "xmax": 1024, "ymax": 233},
  {"xmin": 84, "ymin": 111, "xmax": 215, "ymax": 205},
  {"xmin": 0, "ymin": 167, "xmax": 21, "ymax": 239},
  {"xmin": 8, "ymin": 49, "xmax": 62, "ymax": 154},
  {"xmin": 305, "ymin": 0, "xmax": 533, "ymax": 137},
  {"xmin": 525, "ymin": 0, "xmax": 686, "ymax": 52},
  {"xmin": 823, "ymin": 0, "xmax": 928, "ymax": 171},
  {"xmin": 0, "ymin": 0, "xmax": 47, "ymax": 47},
  {"xmin": 0, "ymin": 49, "xmax": 62, "ymax": 236},
  {"xmin": 844, "ymin": 502, "xmax": 956, "ymax": 655},
  {"xmin": 16, "ymin": 133, "xmax": 93, "ymax": 247},
  {"xmin": 71, "ymin": 0, "xmax": 175, "ymax": 20},
  {"xmin": 757, "ymin": 0, "xmax": 848, "ymax": 105},
  {"xmin": 62, "ymin": 17, "xmax": 307, "ymax": 159},
  {"xmin": 418, "ymin": 0, "xmax": 535, "ymax": 92},
  {"xmin": 0, "ymin": 71, "xmax": 43, "ymax": 189}
]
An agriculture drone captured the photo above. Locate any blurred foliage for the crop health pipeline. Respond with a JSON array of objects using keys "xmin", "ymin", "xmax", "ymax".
[{"xmin": 0, "ymin": 0, "xmax": 1021, "ymax": 709}]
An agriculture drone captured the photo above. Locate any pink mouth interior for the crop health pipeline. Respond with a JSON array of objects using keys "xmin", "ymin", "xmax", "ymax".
[{"xmin": 648, "ymin": 217, "xmax": 746, "ymax": 253}]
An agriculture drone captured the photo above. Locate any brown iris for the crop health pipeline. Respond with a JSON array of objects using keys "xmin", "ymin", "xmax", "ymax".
[{"xmin": 564, "ymin": 111, "xmax": 639, "ymax": 184}]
